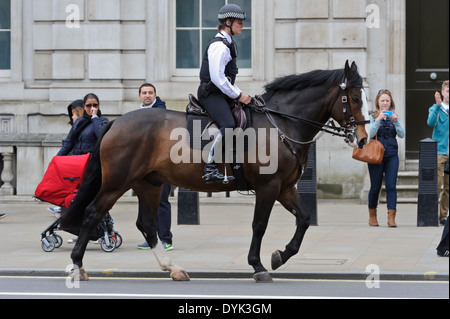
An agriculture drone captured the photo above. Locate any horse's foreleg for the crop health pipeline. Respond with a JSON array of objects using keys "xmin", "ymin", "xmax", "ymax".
[
  {"xmin": 135, "ymin": 184, "xmax": 190, "ymax": 281},
  {"xmin": 248, "ymin": 190, "xmax": 278, "ymax": 283},
  {"xmin": 272, "ymin": 188, "xmax": 310, "ymax": 270}
]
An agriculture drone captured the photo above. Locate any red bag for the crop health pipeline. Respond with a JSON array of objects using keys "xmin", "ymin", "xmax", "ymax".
[{"xmin": 35, "ymin": 154, "xmax": 90, "ymax": 207}]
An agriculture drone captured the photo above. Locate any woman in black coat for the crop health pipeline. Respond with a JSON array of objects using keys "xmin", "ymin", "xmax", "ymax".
[{"xmin": 57, "ymin": 93, "xmax": 108, "ymax": 156}]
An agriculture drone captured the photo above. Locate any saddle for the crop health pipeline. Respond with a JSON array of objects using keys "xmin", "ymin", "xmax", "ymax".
[
  {"xmin": 185, "ymin": 94, "xmax": 252, "ymax": 191},
  {"xmin": 186, "ymin": 94, "xmax": 249, "ymax": 131}
]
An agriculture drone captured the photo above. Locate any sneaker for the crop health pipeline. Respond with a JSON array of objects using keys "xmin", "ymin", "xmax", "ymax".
[
  {"xmin": 437, "ymin": 250, "xmax": 449, "ymax": 257},
  {"xmin": 0, "ymin": 213, "xmax": 7, "ymax": 220},
  {"xmin": 48, "ymin": 207, "xmax": 61, "ymax": 218},
  {"xmin": 68, "ymin": 238, "xmax": 100, "ymax": 244},
  {"xmin": 137, "ymin": 242, "xmax": 151, "ymax": 250},
  {"xmin": 162, "ymin": 241, "xmax": 173, "ymax": 251}
]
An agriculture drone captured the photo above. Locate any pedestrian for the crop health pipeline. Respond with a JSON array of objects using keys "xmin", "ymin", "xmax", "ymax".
[
  {"xmin": 48, "ymin": 99, "xmax": 85, "ymax": 217},
  {"xmin": 427, "ymin": 80, "xmax": 449, "ymax": 225},
  {"xmin": 367, "ymin": 89, "xmax": 405, "ymax": 227},
  {"xmin": 437, "ymin": 159, "xmax": 449, "ymax": 257},
  {"xmin": 136, "ymin": 83, "xmax": 173, "ymax": 251},
  {"xmin": 57, "ymin": 94, "xmax": 108, "ymax": 156},
  {"xmin": 56, "ymin": 93, "xmax": 109, "ymax": 243},
  {"xmin": 197, "ymin": 3, "xmax": 252, "ymax": 184}
]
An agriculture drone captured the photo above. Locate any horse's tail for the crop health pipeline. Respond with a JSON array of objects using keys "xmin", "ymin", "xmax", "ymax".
[{"xmin": 60, "ymin": 121, "xmax": 115, "ymax": 234}]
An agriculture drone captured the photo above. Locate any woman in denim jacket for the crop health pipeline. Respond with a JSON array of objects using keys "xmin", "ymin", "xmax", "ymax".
[{"xmin": 368, "ymin": 89, "xmax": 405, "ymax": 227}]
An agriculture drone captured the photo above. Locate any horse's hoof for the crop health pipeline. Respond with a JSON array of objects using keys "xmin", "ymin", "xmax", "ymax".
[
  {"xmin": 171, "ymin": 270, "xmax": 191, "ymax": 281},
  {"xmin": 253, "ymin": 271, "xmax": 273, "ymax": 283},
  {"xmin": 271, "ymin": 250, "xmax": 283, "ymax": 270},
  {"xmin": 70, "ymin": 267, "xmax": 89, "ymax": 281}
]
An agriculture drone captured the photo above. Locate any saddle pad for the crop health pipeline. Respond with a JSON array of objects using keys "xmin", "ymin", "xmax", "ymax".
[
  {"xmin": 186, "ymin": 108, "xmax": 253, "ymax": 151},
  {"xmin": 186, "ymin": 115, "xmax": 214, "ymax": 150}
]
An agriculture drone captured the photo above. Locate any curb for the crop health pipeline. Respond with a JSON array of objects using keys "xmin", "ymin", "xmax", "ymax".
[{"xmin": 1, "ymin": 268, "xmax": 448, "ymax": 282}]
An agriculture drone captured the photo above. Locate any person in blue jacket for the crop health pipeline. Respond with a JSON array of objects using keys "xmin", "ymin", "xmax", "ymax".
[
  {"xmin": 367, "ymin": 89, "xmax": 405, "ymax": 228},
  {"xmin": 57, "ymin": 93, "xmax": 109, "ymax": 156},
  {"xmin": 427, "ymin": 80, "xmax": 449, "ymax": 224},
  {"xmin": 136, "ymin": 83, "xmax": 174, "ymax": 251}
]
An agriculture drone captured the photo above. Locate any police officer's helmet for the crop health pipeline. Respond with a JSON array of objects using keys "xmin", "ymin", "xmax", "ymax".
[{"xmin": 218, "ymin": 4, "xmax": 246, "ymax": 25}]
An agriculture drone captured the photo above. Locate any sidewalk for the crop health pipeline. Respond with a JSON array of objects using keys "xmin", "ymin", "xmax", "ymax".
[{"xmin": 0, "ymin": 196, "xmax": 448, "ymax": 281}]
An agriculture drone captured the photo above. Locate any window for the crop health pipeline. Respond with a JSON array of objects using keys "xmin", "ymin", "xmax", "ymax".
[
  {"xmin": 175, "ymin": 0, "xmax": 252, "ymax": 76},
  {"xmin": 0, "ymin": 0, "xmax": 11, "ymax": 73}
]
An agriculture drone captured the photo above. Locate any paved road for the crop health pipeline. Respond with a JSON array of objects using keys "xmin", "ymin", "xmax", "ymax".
[{"xmin": 0, "ymin": 276, "xmax": 448, "ymax": 300}]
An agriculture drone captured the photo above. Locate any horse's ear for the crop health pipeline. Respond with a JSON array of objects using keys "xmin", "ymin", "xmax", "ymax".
[
  {"xmin": 345, "ymin": 60, "xmax": 350, "ymax": 71},
  {"xmin": 344, "ymin": 60, "xmax": 352, "ymax": 79},
  {"xmin": 351, "ymin": 61, "xmax": 358, "ymax": 72}
]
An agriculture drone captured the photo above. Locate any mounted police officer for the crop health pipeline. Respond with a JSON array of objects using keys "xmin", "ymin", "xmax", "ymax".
[{"xmin": 198, "ymin": 3, "xmax": 252, "ymax": 184}]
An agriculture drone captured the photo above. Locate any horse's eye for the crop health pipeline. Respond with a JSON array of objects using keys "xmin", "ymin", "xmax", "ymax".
[{"xmin": 351, "ymin": 97, "xmax": 359, "ymax": 103}]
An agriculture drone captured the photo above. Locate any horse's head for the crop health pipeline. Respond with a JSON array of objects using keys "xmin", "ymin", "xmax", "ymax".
[{"xmin": 329, "ymin": 61, "xmax": 369, "ymax": 149}]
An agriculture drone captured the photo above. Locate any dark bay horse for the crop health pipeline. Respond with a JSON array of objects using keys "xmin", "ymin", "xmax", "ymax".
[{"xmin": 61, "ymin": 61, "xmax": 368, "ymax": 283}]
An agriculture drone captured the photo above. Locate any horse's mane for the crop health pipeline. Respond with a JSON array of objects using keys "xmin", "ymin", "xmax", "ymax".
[{"xmin": 263, "ymin": 68, "xmax": 361, "ymax": 100}]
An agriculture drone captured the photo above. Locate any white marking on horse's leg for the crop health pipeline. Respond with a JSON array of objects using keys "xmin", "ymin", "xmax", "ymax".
[{"xmin": 151, "ymin": 241, "xmax": 190, "ymax": 281}]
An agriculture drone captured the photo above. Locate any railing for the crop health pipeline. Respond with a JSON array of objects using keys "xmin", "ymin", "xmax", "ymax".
[
  {"xmin": 0, "ymin": 146, "xmax": 15, "ymax": 195},
  {"xmin": 0, "ymin": 134, "xmax": 66, "ymax": 196}
]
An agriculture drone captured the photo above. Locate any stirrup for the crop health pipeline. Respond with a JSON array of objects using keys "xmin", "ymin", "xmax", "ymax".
[{"xmin": 203, "ymin": 164, "xmax": 234, "ymax": 184}]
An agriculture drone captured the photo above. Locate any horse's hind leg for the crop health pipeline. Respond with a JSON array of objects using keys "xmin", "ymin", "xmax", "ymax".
[
  {"xmin": 70, "ymin": 192, "xmax": 119, "ymax": 281},
  {"xmin": 134, "ymin": 181, "xmax": 189, "ymax": 281},
  {"xmin": 271, "ymin": 187, "xmax": 310, "ymax": 270}
]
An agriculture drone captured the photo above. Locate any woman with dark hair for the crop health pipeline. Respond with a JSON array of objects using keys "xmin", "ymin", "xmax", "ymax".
[
  {"xmin": 49, "ymin": 94, "xmax": 109, "ymax": 217},
  {"xmin": 53, "ymin": 94, "xmax": 110, "ymax": 240},
  {"xmin": 57, "ymin": 93, "xmax": 109, "ymax": 156}
]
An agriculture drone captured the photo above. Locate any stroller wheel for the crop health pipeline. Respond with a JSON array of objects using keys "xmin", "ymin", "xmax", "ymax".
[
  {"xmin": 100, "ymin": 236, "xmax": 116, "ymax": 252},
  {"xmin": 41, "ymin": 237, "xmax": 55, "ymax": 252},
  {"xmin": 50, "ymin": 234, "xmax": 63, "ymax": 248},
  {"xmin": 113, "ymin": 233, "xmax": 123, "ymax": 248}
]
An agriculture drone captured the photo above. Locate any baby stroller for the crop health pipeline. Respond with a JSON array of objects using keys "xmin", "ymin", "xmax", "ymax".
[{"xmin": 35, "ymin": 154, "xmax": 122, "ymax": 253}]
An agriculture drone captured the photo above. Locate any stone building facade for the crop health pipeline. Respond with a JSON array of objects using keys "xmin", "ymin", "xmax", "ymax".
[{"xmin": 1, "ymin": 0, "xmax": 406, "ymax": 198}]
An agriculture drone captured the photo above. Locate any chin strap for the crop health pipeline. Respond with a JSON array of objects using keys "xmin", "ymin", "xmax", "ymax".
[{"xmin": 225, "ymin": 19, "xmax": 235, "ymax": 36}]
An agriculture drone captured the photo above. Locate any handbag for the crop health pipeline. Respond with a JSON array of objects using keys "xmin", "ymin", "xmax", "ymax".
[{"xmin": 352, "ymin": 136, "xmax": 385, "ymax": 165}]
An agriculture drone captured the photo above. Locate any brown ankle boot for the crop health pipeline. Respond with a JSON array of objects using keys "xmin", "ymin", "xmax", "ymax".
[
  {"xmin": 369, "ymin": 208, "xmax": 379, "ymax": 227},
  {"xmin": 387, "ymin": 209, "xmax": 397, "ymax": 228}
]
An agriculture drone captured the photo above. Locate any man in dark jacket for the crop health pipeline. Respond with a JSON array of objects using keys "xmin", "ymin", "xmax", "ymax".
[
  {"xmin": 139, "ymin": 83, "xmax": 167, "ymax": 110},
  {"xmin": 136, "ymin": 83, "xmax": 174, "ymax": 251}
]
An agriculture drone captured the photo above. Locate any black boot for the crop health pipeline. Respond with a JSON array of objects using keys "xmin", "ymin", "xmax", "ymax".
[{"xmin": 203, "ymin": 163, "xmax": 235, "ymax": 184}]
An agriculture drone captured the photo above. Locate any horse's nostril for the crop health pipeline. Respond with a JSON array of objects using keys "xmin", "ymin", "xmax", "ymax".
[{"xmin": 358, "ymin": 137, "xmax": 368, "ymax": 149}]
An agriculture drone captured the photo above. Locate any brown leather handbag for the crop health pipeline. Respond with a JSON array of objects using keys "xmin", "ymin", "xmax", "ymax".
[{"xmin": 352, "ymin": 137, "xmax": 385, "ymax": 165}]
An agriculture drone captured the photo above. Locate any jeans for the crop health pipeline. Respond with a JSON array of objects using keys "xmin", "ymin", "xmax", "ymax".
[
  {"xmin": 138, "ymin": 184, "xmax": 172, "ymax": 245},
  {"xmin": 368, "ymin": 155, "xmax": 399, "ymax": 211},
  {"xmin": 437, "ymin": 155, "xmax": 449, "ymax": 221}
]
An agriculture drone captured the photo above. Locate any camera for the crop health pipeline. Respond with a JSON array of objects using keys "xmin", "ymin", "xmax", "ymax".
[{"xmin": 383, "ymin": 111, "xmax": 393, "ymax": 117}]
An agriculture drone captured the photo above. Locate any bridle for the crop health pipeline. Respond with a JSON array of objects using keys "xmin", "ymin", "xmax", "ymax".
[
  {"xmin": 246, "ymin": 75, "xmax": 370, "ymax": 149},
  {"xmin": 330, "ymin": 75, "xmax": 369, "ymax": 129}
]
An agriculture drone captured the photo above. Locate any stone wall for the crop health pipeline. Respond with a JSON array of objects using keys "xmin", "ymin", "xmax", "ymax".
[{"xmin": 1, "ymin": 0, "xmax": 406, "ymax": 198}]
